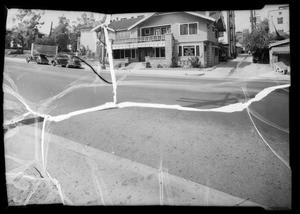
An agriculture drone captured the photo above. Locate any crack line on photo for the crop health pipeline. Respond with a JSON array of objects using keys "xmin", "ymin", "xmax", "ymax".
[{"xmin": 241, "ymin": 87, "xmax": 290, "ymax": 169}]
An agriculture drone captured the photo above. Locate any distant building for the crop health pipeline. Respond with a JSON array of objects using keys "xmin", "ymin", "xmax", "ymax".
[
  {"xmin": 218, "ymin": 11, "xmax": 237, "ymax": 60},
  {"xmin": 77, "ymin": 24, "xmax": 100, "ymax": 53},
  {"xmin": 269, "ymin": 38, "xmax": 290, "ymax": 69},
  {"xmin": 268, "ymin": 6, "xmax": 289, "ymax": 35},
  {"xmin": 235, "ymin": 31, "xmax": 243, "ymax": 44}
]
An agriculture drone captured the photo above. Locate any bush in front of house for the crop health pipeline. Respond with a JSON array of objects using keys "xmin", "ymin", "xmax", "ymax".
[
  {"xmin": 157, "ymin": 64, "xmax": 163, "ymax": 68},
  {"xmin": 171, "ymin": 52, "xmax": 179, "ymax": 68},
  {"xmin": 188, "ymin": 56, "xmax": 202, "ymax": 68},
  {"xmin": 114, "ymin": 63, "xmax": 122, "ymax": 68},
  {"xmin": 145, "ymin": 62, "xmax": 151, "ymax": 68}
]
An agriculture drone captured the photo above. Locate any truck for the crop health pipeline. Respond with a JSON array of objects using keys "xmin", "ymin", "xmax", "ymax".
[{"xmin": 26, "ymin": 43, "xmax": 58, "ymax": 65}]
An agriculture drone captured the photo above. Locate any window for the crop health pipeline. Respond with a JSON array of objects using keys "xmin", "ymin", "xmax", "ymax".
[
  {"xmin": 180, "ymin": 24, "xmax": 188, "ymax": 35},
  {"xmin": 178, "ymin": 45, "xmax": 200, "ymax": 57},
  {"xmin": 161, "ymin": 28, "xmax": 166, "ymax": 35},
  {"xmin": 154, "ymin": 47, "xmax": 165, "ymax": 58},
  {"xmin": 215, "ymin": 30, "xmax": 218, "ymax": 38},
  {"xmin": 154, "ymin": 28, "xmax": 161, "ymax": 35},
  {"xmin": 131, "ymin": 49, "xmax": 136, "ymax": 58},
  {"xmin": 178, "ymin": 46, "xmax": 182, "ymax": 57},
  {"xmin": 113, "ymin": 49, "xmax": 136, "ymax": 59},
  {"xmin": 277, "ymin": 17, "xmax": 283, "ymax": 24},
  {"xmin": 125, "ymin": 49, "xmax": 131, "ymax": 58},
  {"xmin": 180, "ymin": 23, "xmax": 198, "ymax": 35},
  {"xmin": 279, "ymin": 12, "xmax": 282, "ymax": 15},
  {"xmin": 160, "ymin": 48, "xmax": 165, "ymax": 57},
  {"xmin": 189, "ymin": 23, "xmax": 197, "ymax": 34},
  {"xmin": 144, "ymin": 28, "xmax": 150, "ymax": 35},
  {"xmin": 196, "ymin": 45, "xmax": 200, "ymax": 56}
]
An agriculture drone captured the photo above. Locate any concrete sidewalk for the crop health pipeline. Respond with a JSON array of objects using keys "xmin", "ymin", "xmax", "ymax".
[
  {"xmin": 91, "ymin": 55, "xmax": 290, "ymax": 82},
  {"xmin": 5, "ymin": 56, "xmax": 290, "ymax": 82},
  {"xmin": 5, "ymin": 125, "xmax": 264, "ymax": 207}
]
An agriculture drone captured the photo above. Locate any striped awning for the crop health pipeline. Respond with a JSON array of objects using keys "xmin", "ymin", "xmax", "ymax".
[
  {"xmin": 112, "ymin": 41, "xmax": 165, "ymax": 50},
  {"xmin": 272, "ymin": 46, "xmax": 290, "ymax": 54}
]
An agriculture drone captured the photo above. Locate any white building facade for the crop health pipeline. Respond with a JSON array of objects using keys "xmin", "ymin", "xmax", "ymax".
[{"xmin": 268, "ymin": 6, "xmax": 289, "ymax": 35}]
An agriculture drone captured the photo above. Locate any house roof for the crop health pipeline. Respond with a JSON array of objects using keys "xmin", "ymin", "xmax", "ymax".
[
  {"xmin": 269, "ymin": 38, "xmax": 290, "ymax": 48},
  {"xmin": 77, "ymin": 21, "xmax": 103, "ymax": 30},
  {"xmin": 109, "ymin": 16, "xmax": 146, "ymax": 31},
  {"xmin": 209, "ymin": 11, "xmax": 226, "ymax": 32},
  {"xmin": 271, "ymin": 46, "xmax": 290, "ymax": 54},
  {"xmin": 92, "ymin": 11, "xmax": 216, "ymax": 32}
]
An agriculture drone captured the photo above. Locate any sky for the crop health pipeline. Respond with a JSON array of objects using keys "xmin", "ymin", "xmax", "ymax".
[{"xmin": 6, "ymin": 4, "xmax": 288, "ymax": 34}]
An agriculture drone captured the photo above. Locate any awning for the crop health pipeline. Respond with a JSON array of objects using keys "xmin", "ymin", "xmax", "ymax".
[
  {"xmin": 112, "ymin": 41, "xmax": 165, "ymax": 50},
  {"xmin": 272, "ymin": 46, "xmax": 290, "ymax": 54}
]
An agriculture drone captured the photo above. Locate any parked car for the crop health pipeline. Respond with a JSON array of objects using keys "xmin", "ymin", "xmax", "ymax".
[
  {"xmin": 7, "ymin": 49, "xmax": 23, "ymax": 55},
  {"xmin": 51, "ymin": 53, "xmax": 81, "ymax": 68},
  {"xmin": 26, "ymin": 54, "xmax": 49, "ymax": 65}
]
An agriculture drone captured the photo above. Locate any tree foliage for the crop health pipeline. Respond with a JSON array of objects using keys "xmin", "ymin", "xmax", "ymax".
[
  {"xmin": 243, "ymin": 18, "xmax": 271, "ymax": 52},
  {"xmin": 11, "ymin": 9, "xmax": 45, "ymax": 51}
]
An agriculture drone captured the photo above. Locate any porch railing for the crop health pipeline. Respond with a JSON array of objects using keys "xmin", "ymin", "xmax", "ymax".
[{"xmin": 113, "ymin": 35, "xmax": 165, "ymax": 44}]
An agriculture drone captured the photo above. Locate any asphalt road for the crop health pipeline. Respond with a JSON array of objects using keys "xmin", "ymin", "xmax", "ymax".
[{"xmin": 4, "ymin": 58, "xmax": 290, "ymax": 208}]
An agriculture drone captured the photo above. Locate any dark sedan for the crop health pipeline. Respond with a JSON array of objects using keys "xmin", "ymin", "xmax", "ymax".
[{"xmin": 51, "ymin": 54, "xmax": 81, "ymax": 68}]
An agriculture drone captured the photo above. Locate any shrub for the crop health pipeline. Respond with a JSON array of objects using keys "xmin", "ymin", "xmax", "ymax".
[
  {"xmin": 171, "ymin": 52, "xmax": 179, "ymax": 68},
  {"xmin": 188, "ymin": 56, "xmax": 202, "ymax": 68},
  {"xmin": 114, "ymin": 63, "xmax": 122, "ymax": 68},
  {"xmin": 145, "ymin": 62, "xmax": 151, "ymax": 68},
  {"xmin": 157, "ymin": 64, "xmax": 163, "ymax": 68}
]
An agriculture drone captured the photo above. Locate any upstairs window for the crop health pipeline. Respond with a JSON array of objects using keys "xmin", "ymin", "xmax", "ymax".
[
  {"xmin": 180, "ymin": 23, "xmax": 198, "ymax": 35},
  {"xmin": 277, "ymin": 17, "xmax": 283, "ymax": 24},
  {"xmin": 189, "ymin": 23, "xmax": 197, "ymax": 34},
  {"xmin": 180, "ymin": 24, "xmax": 188, "ymax": 35}
]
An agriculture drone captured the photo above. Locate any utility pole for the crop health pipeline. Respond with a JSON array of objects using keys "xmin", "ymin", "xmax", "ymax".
[
  {"xmin": 250, "ymin": 10, "xmax": 257, "ymax": 32},
  {"xmin": 49, "ymin": 21, "xmax": 53, "ymax": 37}
]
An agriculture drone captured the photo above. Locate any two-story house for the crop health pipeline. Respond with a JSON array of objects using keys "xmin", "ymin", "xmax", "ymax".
[{"xmin": 92, "ymin": 11, "xmax": 226, "ymax": 68}]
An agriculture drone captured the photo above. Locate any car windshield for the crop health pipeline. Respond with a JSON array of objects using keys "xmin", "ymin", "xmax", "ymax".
[{"xmin": 4, "ymin": 9, "xmax": 291, "ymax": 209}]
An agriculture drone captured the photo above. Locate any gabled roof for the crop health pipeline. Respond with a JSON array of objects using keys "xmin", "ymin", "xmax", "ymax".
[
  {"xmin": 272, "ymin": 46, "xmax": 290, "ymax": 54},
  {"xmin": 108, "ymin": 16, "xmax": 146, "ymax": 31},
  {"xmin": 77, "ymin": 21, "xmax": 103, "ymax": 30},
  {"xmin": 92, "ymin": 11, "xmax": 216, "ymax": 33},
  {"xmin": 209, "ymin": 11, "xmax": 226, "ymax": 32},
  {"xmin": 269, "ymin": 38, "xmax": 290, "ymax": 48}
]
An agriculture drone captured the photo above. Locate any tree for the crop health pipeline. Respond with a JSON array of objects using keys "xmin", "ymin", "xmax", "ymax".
[
  {"xmin": 52, "ymin": 15, "xmax": 71, "ymax": 52},
  {"xmin": 11, "ymin": 9, "xmax": 45, "ymax": 52},
  {"xmin": 243, "ymin": 18, "xmax": 271, "ymax": 63},
  {"xmin": 243, "ymin": 18, "xmax": 271, "ymax": 52}
]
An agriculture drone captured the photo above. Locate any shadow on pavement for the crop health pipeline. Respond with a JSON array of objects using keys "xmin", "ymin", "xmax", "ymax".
[{"xmin": 177, "ymin": 92, "xmax": 254, "ymax": 109}]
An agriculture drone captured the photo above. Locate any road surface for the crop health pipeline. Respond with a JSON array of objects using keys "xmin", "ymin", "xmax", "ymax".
[{"xmin": 4, "ymin": 58, "xmax": 290, "ymax": 208}]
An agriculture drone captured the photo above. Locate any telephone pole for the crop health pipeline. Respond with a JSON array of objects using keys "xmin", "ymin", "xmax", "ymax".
[{"xmin": 250, "ymin": 10, "xmax": 257, "ymax": 32}]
